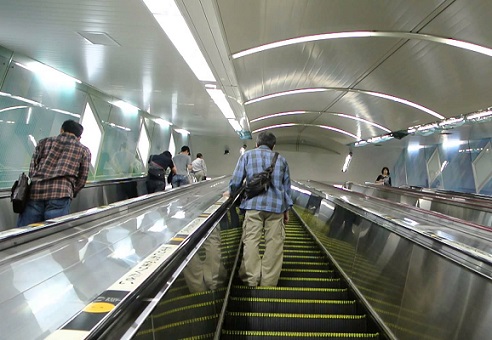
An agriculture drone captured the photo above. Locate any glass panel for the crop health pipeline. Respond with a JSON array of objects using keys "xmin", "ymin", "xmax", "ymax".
[
  {"xmin": 97, "ymin": 99, "xmax": 141, "ymax": 179},
  {"xmin": 427, "ymin": 148, "xmax": 442, "ymax": 188},
  {"xmin": 132, "ymin": 208, "xmax": 243, "ymax": 339},
  {"xmin": 472, "ymin": 141, "xmax": 492, "ymax": 193},
  {"xmin": 80, "ymin": 103, "xmax": 102, "ymax": 169},
  {"xmin": 2, "ymin": 60, "xmax": 86, "ymax": 114},
  {"xmin": 137, "ymin": 123, "xmax": 150, "ymax": 172}
]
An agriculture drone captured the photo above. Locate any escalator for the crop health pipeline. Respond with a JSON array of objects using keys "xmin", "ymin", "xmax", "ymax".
[
  {"xmin": 133, "ymin": 212, "xmax": 384, "ymax": 339},
  {"xmin": 221, "ymin": 212, "xmax": 381, "ymax": 339}
]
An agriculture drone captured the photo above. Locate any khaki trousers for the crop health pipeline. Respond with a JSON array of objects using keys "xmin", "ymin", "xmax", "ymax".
[
  {"xmin": 194, "ymin": 170, "xmax": 205, "ymax": 182},
  {"xmin": 183, "ymin": 226, "xmax": 226, "ymax": 292},
  {"xmin": 239, "ymin": 210, "xmax": 285, "ymax": 286}
]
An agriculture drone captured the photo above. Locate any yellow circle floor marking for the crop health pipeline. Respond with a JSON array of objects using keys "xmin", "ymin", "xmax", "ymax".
[{"xmin": 83, "ymin": 302, "xmax": 115, "ymax": 313}]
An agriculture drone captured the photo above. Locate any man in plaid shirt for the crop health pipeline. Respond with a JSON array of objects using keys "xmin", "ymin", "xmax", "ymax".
[
  {"xmin": 17, "ymin": 120, "xmax": 91, "ymax": 227},
  {"xmin": 228, "ymin": 131, "xmax": 293, "ymax": 286}
]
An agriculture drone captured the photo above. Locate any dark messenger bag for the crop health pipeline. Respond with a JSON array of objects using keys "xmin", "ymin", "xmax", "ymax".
[
  {"xmin": 244, "ymin": 152, "xmax": 278, "ymax": 200},
  {"xmin": 11, "ymin": 172, "xmax": 31, "ymax": 213}
]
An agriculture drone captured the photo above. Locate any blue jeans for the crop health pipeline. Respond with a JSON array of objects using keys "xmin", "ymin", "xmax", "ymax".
[
  {"xmin": 17, "ymin": 198, "xmax": 71, "ymax": 227},
  {"xmin": 172, "ymin": 174, "xmax": 190, "ymax": 188}
]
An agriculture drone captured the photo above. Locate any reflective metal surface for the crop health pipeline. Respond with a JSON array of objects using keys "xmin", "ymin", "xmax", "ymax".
[
  {"xmin": 0, "ymin": 178, "xmax": 148, "ymax": 232},
  {"xmin": 292, "ymin": 182, "xmax": 492, "ymax": 339},
  {"xmin": 131, "ymin": 208, "xmax": 243, "ymax": 339},
  {"xmin": 0, "ymin": 179, "xmax": 230, "ymax": 339},
  {"xmin": 346, "ymin": 181, "xmax": 492, "ymax": 227}
]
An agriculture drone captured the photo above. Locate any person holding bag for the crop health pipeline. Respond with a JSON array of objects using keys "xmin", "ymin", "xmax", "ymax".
[
  {"xmin": 16, "ymin": 120, "xmax": 91, "ymax": 227},
  {"xmin": 146, "ymin": 150, "xmax": 176, "ymax": 193},
  {"xmin": 226, "ymin": 131, "xmax": 293, "ymax": 287}
]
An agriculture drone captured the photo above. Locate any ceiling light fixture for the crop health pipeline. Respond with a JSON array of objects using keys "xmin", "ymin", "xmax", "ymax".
[
  {"xmin": 250, "ymin": 111, "xmax": 306, "ymax": 123},
  {"xmin": 246, "ymin": 87, "xmax": 443, "ymax": 120},
  {"xmin": 175, "ymin": 128, "xmax": 190, "ymax": 135},
  {"xmin": 15, "ymin": 62, "xmax": 81, "ymax": 85},
  {"xmin": 143, "ymin": 0, "xmax": 242, "ymax": 136},
  {"xmin": 245, "ymin": 88, "xmax": 328, "ymax": 105},
  {"xmin": 252, "ymin": 123, "xmax": 359, "ymax": 140},
  {"xmin": 232, "ymin": 31, "xmax": 492, "ymax": 59}
]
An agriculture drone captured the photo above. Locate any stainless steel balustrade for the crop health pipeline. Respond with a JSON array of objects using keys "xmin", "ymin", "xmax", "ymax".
[
  {"xmin": 0, "ymin": 177, "xmax": 231, "ymax": 340},
  {"xmin": 343, "ymin": 181, "xmax": 492, "ymax": 227},
  {"xmin": 293, "ymin": 180, "xmax": 492, "ymax": 339}
]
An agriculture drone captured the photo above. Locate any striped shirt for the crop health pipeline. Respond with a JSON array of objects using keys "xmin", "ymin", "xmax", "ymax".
[
  {"xmin": 29, "ymin": 133, "xmax": 91, "ymax": 200},
  {"xmin": 229, "ymin": 145, "xmax": 293, "ymax": 214}
]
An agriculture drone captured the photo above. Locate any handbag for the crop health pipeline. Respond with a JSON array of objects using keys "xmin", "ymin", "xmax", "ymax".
[
  {"xmin": 244, "ymin": 152, "xmax": 279, "ymax": 199},
  {"xmin": 148, "ymin": 158, "xmax": 166, "ymax": 180},
  {"xmin": 11, "ymin": 172, "xmax": 31, "ymax": 213}
]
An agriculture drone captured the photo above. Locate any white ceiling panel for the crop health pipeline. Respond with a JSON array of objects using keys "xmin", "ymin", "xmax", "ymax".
[{"xmin": 0, "ymin": 0, "xmax": 491, "ymax": 150}]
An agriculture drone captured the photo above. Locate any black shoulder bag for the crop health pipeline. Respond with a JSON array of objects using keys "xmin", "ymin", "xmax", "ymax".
[
  {"xmin": 244, "ymin": 152, "xmax": 279, "ymax": 200},
  {"xmin": 11, "ymin": 172, "xmax": 31, "ymax": 213},
  {"xmin": 148, "ymin": 156, "xmax": 166, "ymax": 180}
]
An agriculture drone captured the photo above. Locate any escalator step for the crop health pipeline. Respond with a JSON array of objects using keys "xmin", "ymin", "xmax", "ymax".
[
  {"xmin": 283, "ymin": 255, "xmax": 327, "ymax": 262},
  {"xmin": 224, "ymin": 312, "xmax": 367, "ymax": 333},
  {"xmin": 158, "ymin": 287, "xmax": 225, "ymax": 309},
  {"xmin": 231, "ymin": 285, "xmax": 349, "ymax": 300},
  {"xmin": 151, "ymin": 300, "xmax": 221, "ymax": 328},
  {"xmin": 282, "ymin": 261, "xmax": 330, "ymax": 270},
  {"xmin": 221, "ymin": 330, "xmax": 379, "ymax": 339},
  {"xmin": 278, "ymin": 277, "xmax": 342, "ymax": 288},
  {"xmin": 136, "ymin": 314, "xmax": 218, "ymax": 339},
  {"xmin": 228, "ymin": 296, "xmax": 357, "ymax": 314},
  {"xmin": 280, "ymin": 268, "xmax": 336, "ymax": 278}
]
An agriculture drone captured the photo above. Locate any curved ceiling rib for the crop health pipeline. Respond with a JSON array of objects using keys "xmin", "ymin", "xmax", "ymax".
[
  {"xmin": 232, "ymin": 31, "xmax": 492, "ymax": 59},
  {"xmin": 252, "ymin": 123, "xmax": 359, "ymax": 140},
  {"xmin": 244, "ymin": 88, "xmax": 445, "ymax": 120},
  {"xmin": 250, "ymin": 110, "xmax": 391, "ymax": 133}
]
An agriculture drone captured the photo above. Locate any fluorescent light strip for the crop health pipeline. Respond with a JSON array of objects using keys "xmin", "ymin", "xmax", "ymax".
[
  {"xmin": 154, "ymin": 118, "xmax": 172, "ymax": 126},
  {"xmin": 11, "ymin": 95, "xmax": 43, "ymax": 107},
  {"xmin": 111, "ymin": 100, "xmax": 140, "ymax": 113},
  {"xmin": 51, "ymin": 108, "xmax": 81, "ymax": 118},
  {"xmin": 206, "ymin": 89, "xmax": 236, "ymax": 119},
  {"xmin": 359, "ymin": 90, "xmax": 444, "ymax": 119},
  {"xmin": 252, "ymin": 123, "xmax": 359, "ymax": 140},
  {"xmin": 0, "ymin": 106, "xmax": 28, "ymax": 113},
  {"xmin": 245, "ymin": 88, "xmax": 328, "ymax": 105},
  {"xmin": 251, "ymin": 110, "xmax": 391, "ymax": 133},
  {"xmin": 335, "ymin": 113, "xmax": 391, "ymax": 133},
  {"xmin": 175, "ymin": 128, "xmax": 190, "ymax": 135},
  {"xmin": 250, "ymin": 111, "xmax": 306, "ymax": 123},
  {"xmin": 245, "ymin": 87, "xmax": 444, "ymax": 120},
  {"xmin": 15, "ymin": 62, "xmax": 81, "ymax": 84},
  {"xmin": 232, "ymin": 31, "xmax": 492, "ymax": 59},
  {"xmin": 144, "ymin": 0, "xmax": 215, "ymax": 82},
  {"xmin": 228, "ymin": 119, "xmax": 242, "ymax": 131}
]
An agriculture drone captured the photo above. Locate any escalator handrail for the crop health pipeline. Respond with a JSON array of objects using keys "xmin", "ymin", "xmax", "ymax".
[
  {"xmin": 83, "ymin": 187, "xmax": 242, "ymax": 340},
  {"xmin": 0, "ymin": 176, "xmax": 228, "ymax": 253},
  {"xmin": 295, "ymin": 181, "xmax": 492, "ymax": 274}
]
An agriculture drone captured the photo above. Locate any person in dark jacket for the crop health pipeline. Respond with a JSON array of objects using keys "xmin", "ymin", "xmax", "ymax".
[
  {"xmin": 147, "ymin": 151, "xmax": 176, "ymax": 193},
  {"xmin": 376, "ymin": 166, "xmax": 392, "ymax": 186}
]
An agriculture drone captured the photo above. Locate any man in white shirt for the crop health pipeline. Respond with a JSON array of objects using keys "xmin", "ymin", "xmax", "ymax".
[{"xmin": 191, "ymin": 153, "xmax": 207, "ymax": 181}]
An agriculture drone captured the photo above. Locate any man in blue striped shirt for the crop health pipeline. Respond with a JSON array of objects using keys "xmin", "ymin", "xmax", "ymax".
[{"xmin": 229, "ymin": 132, "xmax": 293, "ymax": 286}]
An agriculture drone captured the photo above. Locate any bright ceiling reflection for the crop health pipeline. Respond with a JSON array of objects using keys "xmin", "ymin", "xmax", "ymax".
[
  {"xmin": 232, "ymin": 31, "xmax": 492, "ymax": 59},
  {"xmin": 252, "ymin": 123, "xmax": 359, "ymax": 140},
  {"xmin": 245, "ymin": 87, "xmax": 443, "ymax": 120},
  {"xmin": 250, "ymin": 110, "xmax": 391, "ymax": 133}
]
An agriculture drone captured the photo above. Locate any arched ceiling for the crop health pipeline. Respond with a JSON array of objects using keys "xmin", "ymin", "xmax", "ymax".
[{"xmin": 0, "ymin": 0, "xmax": 491, "ymax": 151}]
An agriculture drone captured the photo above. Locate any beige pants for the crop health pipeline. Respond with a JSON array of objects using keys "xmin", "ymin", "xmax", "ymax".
[
  {"xmin": 194, "ymin": 170, "xmax": 205, "ymax": 182},
  {"xmin": 239, "ymin": 210, "xmax": 285, "ymax": 286},
  {"xmin": 183, "ymin": 226, "xmax": 226, "ymax": 292}
]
